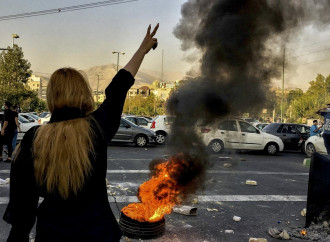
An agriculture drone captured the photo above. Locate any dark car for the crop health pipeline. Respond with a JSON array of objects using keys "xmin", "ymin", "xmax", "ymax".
[
  {"xmin": 262, "ymin": 123, "xmax": 310, "ymax": 152},
  {"xmin": 111, "ymin": 118, "xmax": 156, "ymax": 147}
]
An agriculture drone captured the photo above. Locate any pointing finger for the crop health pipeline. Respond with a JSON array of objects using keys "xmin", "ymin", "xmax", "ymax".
[{"xmin": 150, "ymin": 23, "xmax": 159, "ymax": 37}]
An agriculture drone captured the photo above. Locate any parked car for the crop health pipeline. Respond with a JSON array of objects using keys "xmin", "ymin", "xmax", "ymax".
[
  {"xmin": 305, "ymin": 132, "xmax": 327, "ymax": 157},
  {"xmin": 111, "ymin": 118, "xmax": 156, "ymax": 147},
  {"xmin": 19, "ymin": 113, "xmax": 39, "ymax": 123},
  {"xmin": 38, "ymin": 113, "xmax": 51, "ymax": 124},
  {"xmin": 201, "ymin": 118, "xmax": 284, "ymax": 155},
  {"xmin": 123, "ymin": 116, "xmax": 152, "ymax": 128},
  {"xmin": 149, "ymin": 115, "xmax": 175, "ymax": 144},
  {"xmin": 262, "ymin": 123, "xmax": 310, "ymax": 152},
  {"xmin": 252, "ymin": 122, "xmax": 269, "ymax": 130}
]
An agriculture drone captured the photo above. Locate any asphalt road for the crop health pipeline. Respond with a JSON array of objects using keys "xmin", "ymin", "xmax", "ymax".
[{"xmin": 0, "ymin": 144, "xmax": 311, "ymax": 242}]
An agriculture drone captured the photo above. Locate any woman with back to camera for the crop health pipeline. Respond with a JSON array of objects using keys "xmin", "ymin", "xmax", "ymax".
[{"xmin": 3, "ymin": 24, "xmax": 159, "ymax": 242}]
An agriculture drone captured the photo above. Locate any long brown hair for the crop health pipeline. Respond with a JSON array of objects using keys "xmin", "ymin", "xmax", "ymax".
[{"xmin": 33, "ymin": 68, "xmax": 95, "ymax": 199}]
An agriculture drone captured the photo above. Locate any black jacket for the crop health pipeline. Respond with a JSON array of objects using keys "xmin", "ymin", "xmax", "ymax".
[{"xmin": 4, "ymin": 69, "xmax": 134, "ymax": 242}]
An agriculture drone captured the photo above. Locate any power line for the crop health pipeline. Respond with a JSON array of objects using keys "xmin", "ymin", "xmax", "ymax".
[
  {"xmin": 290, "ymin": 47, "xmax": 330, "ymax": 59},
  {"xmin": 298, "ymin": 57, "xmax": 330, "ymax": 66},
  {"xmin": 0, "ymin": 0, "xmax": 138, "ymax": 21}
]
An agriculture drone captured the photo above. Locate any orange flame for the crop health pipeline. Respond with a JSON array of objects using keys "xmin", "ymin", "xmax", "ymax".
[
  {"xmin": 122, "ymin": 154, "xmax": 185, "ymax": 222},
  {"xmin": 300, "ymin": 230, "xmax": 307, "ymax": 236}
]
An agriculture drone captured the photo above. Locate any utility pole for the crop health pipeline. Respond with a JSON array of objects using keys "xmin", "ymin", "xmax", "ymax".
[
  {"xmin": 112, "ymin": 51, "xmax": 125, "ymax": 72},
  {"xmin": 161, "ymin": 49, "xmax": 164, "ymax": 82},
  {"xmin": 96, "ymin": 74, "xmax": 103, "ymax": 103},
  {"xmin": 281, "ymin": 48, "xmax": 285, "ymax": 123}
]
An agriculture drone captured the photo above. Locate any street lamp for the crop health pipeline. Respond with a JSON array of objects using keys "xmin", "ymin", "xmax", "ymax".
[
  {"xmin": 12, "ymin": 34, "xmax": 19, "ymax": 47},
  {"xmin": 112, "ymin": 51, "xmax": 125, "ymax": 72}
]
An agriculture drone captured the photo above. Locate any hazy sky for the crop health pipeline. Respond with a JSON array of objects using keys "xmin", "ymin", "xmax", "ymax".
[{"xmin": 0, "ymin": 0, "xmax": 330, "ymax": 90}]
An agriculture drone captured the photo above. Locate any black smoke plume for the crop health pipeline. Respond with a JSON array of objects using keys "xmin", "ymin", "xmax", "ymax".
[{"xmin": 150, "ymin": 0, "xmax": 330, "ymax": 202}]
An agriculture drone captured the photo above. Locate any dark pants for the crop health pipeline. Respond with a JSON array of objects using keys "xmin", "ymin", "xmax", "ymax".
[
  {"xmin": 323, "ymin": 133, "xmax": 330, "ymax": 155},
  {"xmin": 0, "ymin": 130, "xmax": 15, "ymax": 158}
]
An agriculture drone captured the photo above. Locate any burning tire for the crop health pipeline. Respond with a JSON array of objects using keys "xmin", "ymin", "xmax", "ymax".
[
  {"xmin": 119, "ymin": 212, "xmax": 165, "ymax": 240},
  {"xmin": 209, "ymin": 139, "xmax": 224, "ymax": 153},
  {"xmin": 265, "ymin": 142, "xmax": 278, "ymax": 155},
  {"xmin": 135, "ymin": 134, "xmax": 148, "ymax": 147},
  {"xmin": 155, "ymin": 131, "xmax": 166, "ymax": 144},
  {"xmin": 305, "ymin": 143, "xmax": 315, "ymax": 158}
]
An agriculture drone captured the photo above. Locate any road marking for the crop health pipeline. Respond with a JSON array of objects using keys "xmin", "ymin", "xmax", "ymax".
[
  {"xmin": 0, "ymin": 195, "xmax": 307, "ymax": 204},
  {"xmin": 0, "ymin": 169, "xmax": 309, "ymax": 176}
]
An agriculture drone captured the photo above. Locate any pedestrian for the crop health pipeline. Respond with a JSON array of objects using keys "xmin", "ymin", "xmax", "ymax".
[
  {"xmin": 11, "ymin": 105, "xmax": 21, "ymax": 152},
  {"xmin": 310, "ymin": 120, "xmax": 323, "ymax": 137},
  {"xmin": 3, "ymin": 24, "xmax": 159, "ymax": 242},
  {"xmin": 0, "ymin": 102, "xmax": 18, "ymax": 162},
  {"xmin": 316, "ymin": 104, "xmax": 330, "ymax": 154}
]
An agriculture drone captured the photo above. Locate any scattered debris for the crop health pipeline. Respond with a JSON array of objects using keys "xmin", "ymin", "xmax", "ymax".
[
  {"xmin": 173, "ymin": 205, "xmax": 197, "ymax": 216},
  {"xmin": 192, "ymin": 198, "xmax": 199, "ymax": 204},
  {"xmin": 268, "ymin": 228, "xmax": 290, "ymax": 240},
  {"xmin": 225, "ymin": 230, "xmax": 234, "ymax": 234},
  {"xmin": 0, "ymin": 178, "xmax": 9, "ymax": 185},
  {"xmin": 323, "ymin": 221, "xmax": 329, "ymax": 228},
  {"xmin": 240, "ymin": 158, "xmax": 246, "ymax": 161},
  {"xmin": 249, "ymin": 238, "xmax": 268, "ymax": 242},
  {"xmin": 246, "ymin": 180, "xmax": 258, "ymax": 186},
  {"xmin": 105, "ymin": 178, "xmax": 109, "ymax": 186},
  {"xmin": 301, "ymin": 208, "xmax": 307, "ymax": 217},
  {"xmin": 207, "ymin": 208, "xmax": 218, "ymax": 212},
  {"xmin": 233, "ymin": 216, "xmax": 241, "ymax": 222},
  {"xmin": 303, "ymin": 158, "xmax": 311, "ymax": 166},
  {"xmin": 144, "ymin": 148, "xmax": 148, "ymax": 151},
  {"xmin": 5, "ymin": 178, "xmax": 10, "ymax": 184},
  {"xmin": 120, "ymin": 188, "xmax": 129, "ymax": 191},
  {"xmin": 223, "ymin": 163, "xmax": 232, "ymax": 168}
]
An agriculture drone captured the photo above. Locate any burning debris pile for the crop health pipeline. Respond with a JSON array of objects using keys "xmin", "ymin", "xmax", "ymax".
[{"xmin": 121, "ymin": 153, "xmax": 206, "ymax": 223}]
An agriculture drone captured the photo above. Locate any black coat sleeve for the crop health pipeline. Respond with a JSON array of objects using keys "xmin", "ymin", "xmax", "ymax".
[
  {"xmin": 3, "ymin": 127, "xmax": 39, "ymax": 242},
  {"xmin": 93, "ymin": 69, "xmax": 135, "ymax": 141}
]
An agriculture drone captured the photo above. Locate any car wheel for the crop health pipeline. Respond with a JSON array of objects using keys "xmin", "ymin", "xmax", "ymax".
[
  {"xmin": 209, "ymin": 140, "xmax": 224, "ymax": 153},
  {"xmin": 265, "ymin": 143, "xmax": 278, "ymax": 155},
  {"xmin": 135, "ymin": 135, "xmax": 148, "ymax": 147},
  {"xmin": 305, "ymin": 143, "xmax": 315, "ymax": 158},
  {"xmin": 155, "ymin": 132, "xmax": 166, "ymax": 145}
]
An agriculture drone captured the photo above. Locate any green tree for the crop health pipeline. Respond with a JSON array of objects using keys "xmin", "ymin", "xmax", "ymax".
[
  {"xmin": 0, "ymin": 45, "xmax": 46, "ymax": 112},
  {"xmin": 123, "ymin": 94, "xmax": 165, "ymax": 117}
]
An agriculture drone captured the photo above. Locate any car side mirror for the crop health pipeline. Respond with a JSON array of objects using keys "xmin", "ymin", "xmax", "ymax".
[
  {"xmin": 125, "ymin": 124, "xmax": 131, "ymax": 129},
  {"xmin": 256, "ymin": 129, "xmax": 260, "ymax": 134}
]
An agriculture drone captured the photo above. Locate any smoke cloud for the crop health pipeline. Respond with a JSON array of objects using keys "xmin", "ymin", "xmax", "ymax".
[{"xmin": 149, "ymin": 0, "xmax": 330, "ymax": 202}]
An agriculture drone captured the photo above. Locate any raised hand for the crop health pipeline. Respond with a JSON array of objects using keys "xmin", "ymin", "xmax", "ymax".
[{"xmin": 139, "ymin": 24, "xmax": 159, "ymax": 54}]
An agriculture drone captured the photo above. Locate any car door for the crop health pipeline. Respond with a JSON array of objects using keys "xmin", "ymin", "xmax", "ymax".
[
  {"xmin": 112, "ymin": 119, "xmax": 133, "ymax": 142},
  {"xmin": 218, "ymin": 120, "xmax": 241, "ymax": 149},
  {"xmin": 238, "ymin": 121, "xmax": 264, "ymax": 149},
  {"xmin": 277, "ymin": 124, "xmax": 299, "ymax": 150}
]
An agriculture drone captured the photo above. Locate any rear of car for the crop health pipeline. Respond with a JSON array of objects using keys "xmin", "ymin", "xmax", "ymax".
[
  {"xmin": 305, "ymin": 133, "xmax": 327, "ymax": 157},
  {"xmin": 149, "ymin": 116, "xmax": 175, "ymax": 144}
]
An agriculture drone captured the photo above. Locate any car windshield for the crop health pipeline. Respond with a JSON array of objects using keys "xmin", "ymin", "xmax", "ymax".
[
  {"xmin": 18, "ymin": 116, "xmax": 30, "ymax": 123},
  {"xmin": 39, "ymin": 112, "xmax": 49, "ymax": 118},
  {"xmin": 28, "ymin": 113, "xmax": 40, "ymax": 120}
]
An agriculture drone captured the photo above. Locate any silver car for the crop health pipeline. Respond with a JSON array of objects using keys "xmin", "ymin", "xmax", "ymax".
[{"xmin": 111, "ymin": 118, "xmax": 156, "ymax": 147}]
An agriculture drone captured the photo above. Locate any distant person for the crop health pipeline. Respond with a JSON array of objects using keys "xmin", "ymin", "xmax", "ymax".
[
  {"xmin": 310, "ymin": 120, "xmax": 323, "ymax": 137},
  {"xmin": 0, "ymin": 102, "xmax": 18, "ymax": 162},
  {"xmin": 316, "ymin": 104, "xmax": 330, "ymax": 154},
  {"xmin": 11, "ymin": 105, "xmax": 21, "ymax": 151},
  {"xmin": 3, "ymin": 24, "xmax": 159, "ymax": 242}
]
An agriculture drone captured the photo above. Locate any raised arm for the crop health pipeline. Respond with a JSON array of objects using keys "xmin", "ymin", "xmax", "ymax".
[
  {"xmin": 124, "ymin": 24, "xmax": 159, "ymax": 77},
  {"xmin": 93, "ymin": 24, "xmax": 159, "ymax": 140}
]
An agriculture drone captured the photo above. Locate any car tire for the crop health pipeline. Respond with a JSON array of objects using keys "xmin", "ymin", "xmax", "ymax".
[
  {"xmin": 209, "ymin": 139, "xmax": 224, "ymax": 153},
  {"xmin": 135, "ymin": 135, "xmax": 148, "ymax": 147},
  {"xmin": 155, "ymin": 131, "xmax": 166, "ymax": 145},
  {"xmin": 265, "ymin": 142, "xmax": 278, "ymax": 155},
  {"xmin": 305, "ymin": 143, "xmax": 315, "ymax": 158}
]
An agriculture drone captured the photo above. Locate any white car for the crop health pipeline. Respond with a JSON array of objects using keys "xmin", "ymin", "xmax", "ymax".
[
  {"xmin": 201, "ymin": 118, "xmax": 284, "ymax": 155},
  {"xmin": 149, "ymin": 115, "xmax": 175, "ymax": 144},
  {"xmin": 19, "ymin": 113, "xmax": 39, "ymax": 123},
  {"xmin": 38, "ymin": 112, "xmax": 51, "ymax": 124},
  {"xmin": 305, "ymin": 133, "xmax": 327, "ymax": 157},
  {"xmin": 17, "ymin": 116, "xmax": 40, "ymax": 141}
]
